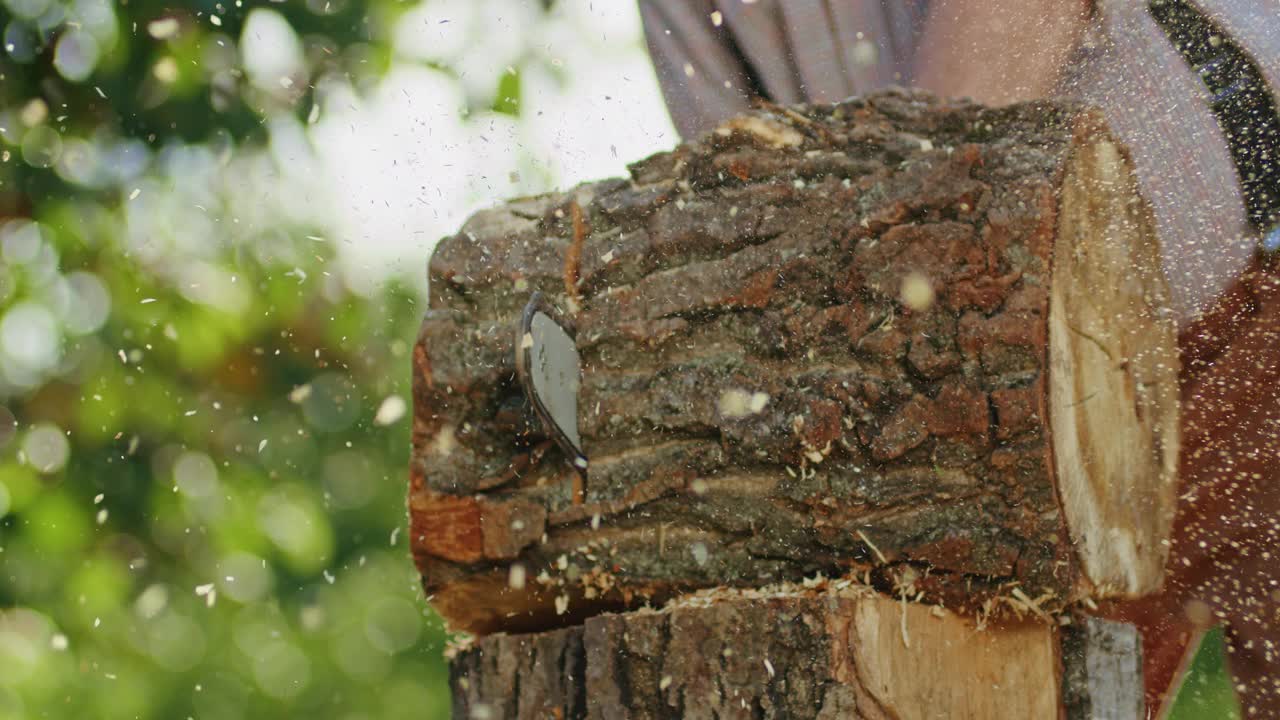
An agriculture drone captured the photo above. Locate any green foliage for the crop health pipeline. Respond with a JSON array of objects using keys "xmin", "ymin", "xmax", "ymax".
[
  {"xmin": 1167, "ymin": 627, "xmax": 1243, "ymax": 720},
  {"xmin": 0, "ymin": 0, "xmax": 408, "ymax": 212},
  {"xmin": 493, "ymin": 67, "xmax": 521, "ymax": 116},
  {"xmin": 0, "ymin": 0, "xmax": 518, "ymax": 717},
  {"xmin": 0, "ymin": 206, "xmax": 451, "ymax": 717}
]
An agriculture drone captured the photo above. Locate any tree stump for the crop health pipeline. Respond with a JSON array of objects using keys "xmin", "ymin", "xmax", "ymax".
[
  {"xmin": 449, "ymin": 582, "xmax": 1143, "ymax": 720},
  {"xmin": 410, "ymin": 89, "xmax": 1179, "ymax": 641}
]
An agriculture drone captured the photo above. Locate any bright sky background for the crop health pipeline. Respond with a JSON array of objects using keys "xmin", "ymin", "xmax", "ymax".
[
  {"xmin": 297, "ymin": 0, "xmax": 675, "ymax": 293},
  {"xmin": 0, "ymin": 1, "xmax": 675, "ymax": 394}
]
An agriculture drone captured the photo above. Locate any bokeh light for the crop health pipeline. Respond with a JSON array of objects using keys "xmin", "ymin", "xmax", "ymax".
[{"xmin": 21, "ymin": 424, "xmax": 68, "ymax": 474}]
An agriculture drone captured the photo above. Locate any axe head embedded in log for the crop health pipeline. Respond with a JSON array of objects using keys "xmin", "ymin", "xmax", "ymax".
[{"xmin": 516, "ymin": 291, "xmax": 588, "ymax": 472}]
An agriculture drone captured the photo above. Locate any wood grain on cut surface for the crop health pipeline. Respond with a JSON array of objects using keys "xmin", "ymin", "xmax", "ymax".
[
  {"xmin": 410, "ymin": 89, "xmax": 1179, "ymax": 635},
  {"xmin": 1049, "ymin": 120, "xmax": 1180, "ymax": 598},
  {"xmin": 451, "ymin": 584, "xmax": 1141, "ymax": 720}
]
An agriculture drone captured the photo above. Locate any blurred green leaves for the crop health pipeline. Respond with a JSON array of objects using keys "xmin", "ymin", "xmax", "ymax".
[
  {"xmin": 1168, "ymin": 627, "xmax": 1243, "ymax": 720},
  {"xmin": 0, "ymin": 0, "xmax": 507, "ymax": 717},
  {"xmin": 0, "ymin": 213, "xmax": 440, "ymax": 717},
  {"xmin": 0, "ymin": 0, "xmax": 416, "ymax": 211},
  {"xmin": 493, "ymin": 67, "xmax": 521, "ymax": 116}
]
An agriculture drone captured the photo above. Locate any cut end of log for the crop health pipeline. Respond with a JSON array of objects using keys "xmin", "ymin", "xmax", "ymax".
[{"xmin": 1049, "ymin": 115, "xmax": 1181, "ymax": 598}]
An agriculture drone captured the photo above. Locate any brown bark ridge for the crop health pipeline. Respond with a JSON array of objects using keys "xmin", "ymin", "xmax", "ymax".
[
  {"xmin": 449, "ymin": 581, "xmax": 1143, "ymax": 720},
  {"xmin": 409, "ymin": 88, "xmax": 1180, "ymax": 636}
]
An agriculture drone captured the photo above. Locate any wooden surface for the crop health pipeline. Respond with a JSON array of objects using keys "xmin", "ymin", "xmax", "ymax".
[
  {"xmin": 1048, "ymin": 120, "xmax": 1180, "ymax": 597},
  {"xmin": 410, "ymin": 90, "xmax": 1180, "ymax": 636},
  {"xmin": 631, "ymin": 2, "xmax": 1280, "ymax": 715},
  {"xmin": 451, "ymin": 583, "xmax": 1143, "ymax": 719},
  {"xmin": 639, "ymin": 0, "xmax": 1265, "ymax": 325}
]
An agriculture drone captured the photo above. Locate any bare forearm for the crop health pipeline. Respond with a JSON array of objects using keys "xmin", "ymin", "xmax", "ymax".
[{"xmin": 914, "ymin": 0, "xmax": 1092, "ymax": 104}]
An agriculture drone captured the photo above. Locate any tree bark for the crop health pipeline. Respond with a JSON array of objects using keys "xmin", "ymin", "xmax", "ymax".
[
  {"xmin": 409, "ymin": 88, "xmax": 1180, "ymax": 636},
  {"xmin": 449, "ymin": 584, "xmax": 1143, "ymax": 720}
]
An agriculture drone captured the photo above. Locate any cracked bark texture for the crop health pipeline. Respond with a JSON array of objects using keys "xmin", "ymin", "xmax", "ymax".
[
  {"xmin": 450, "ymin": 587, "xmax": 1143, "ymax": 720},
  {"xmin": 409, "ymin": 88, "xmax": 1179, "ymax": 637}
]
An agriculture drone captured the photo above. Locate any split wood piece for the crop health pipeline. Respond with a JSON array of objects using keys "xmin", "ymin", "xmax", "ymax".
[
  {"xmin": 410, "ymin": 88, "xmax": 1180, "ymax": 635},
  {"xmin": 450, "ymin": 586, "xmax": 1144, "ymax": 720}
]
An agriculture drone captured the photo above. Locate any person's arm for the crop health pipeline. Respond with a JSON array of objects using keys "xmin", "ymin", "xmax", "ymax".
[
  {"xmin": 638, "ymin": 0, "xmax": 924, "ymax": 138},
  {"xmin": 913, "ymin": 0, "xmax": 1091, "ymax": 104},
  {"xmin": 638, "ymin": 0, "xmax": 757, "ymax": 140}
]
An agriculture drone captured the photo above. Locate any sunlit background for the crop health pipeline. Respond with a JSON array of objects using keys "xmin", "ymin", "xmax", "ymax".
[
  {"xmin": 0, "ymin": 0, "xmax": 1243, "ymax": 718},
  {"xmin": 0, "ymin": 1, "xmax": 670, "ymax": 717}
]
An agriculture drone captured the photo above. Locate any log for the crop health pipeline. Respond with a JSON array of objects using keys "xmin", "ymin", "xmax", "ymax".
[
  {"xmin": 409, "ymin": 88, "xmax": 1181, "ymax": 636},
  {"xmin": 449, "ymin": 582, "xmax": 1144, "ymax": 720}
]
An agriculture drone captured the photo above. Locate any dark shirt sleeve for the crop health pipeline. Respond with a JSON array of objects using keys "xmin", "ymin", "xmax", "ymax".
[
  {"xmin": 637, "ymin": 0, "xmax": 758, "ymax": 140},
  {"xmin": 638, "ymin": 0, "xmax": 927, "ymax": 139}
]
